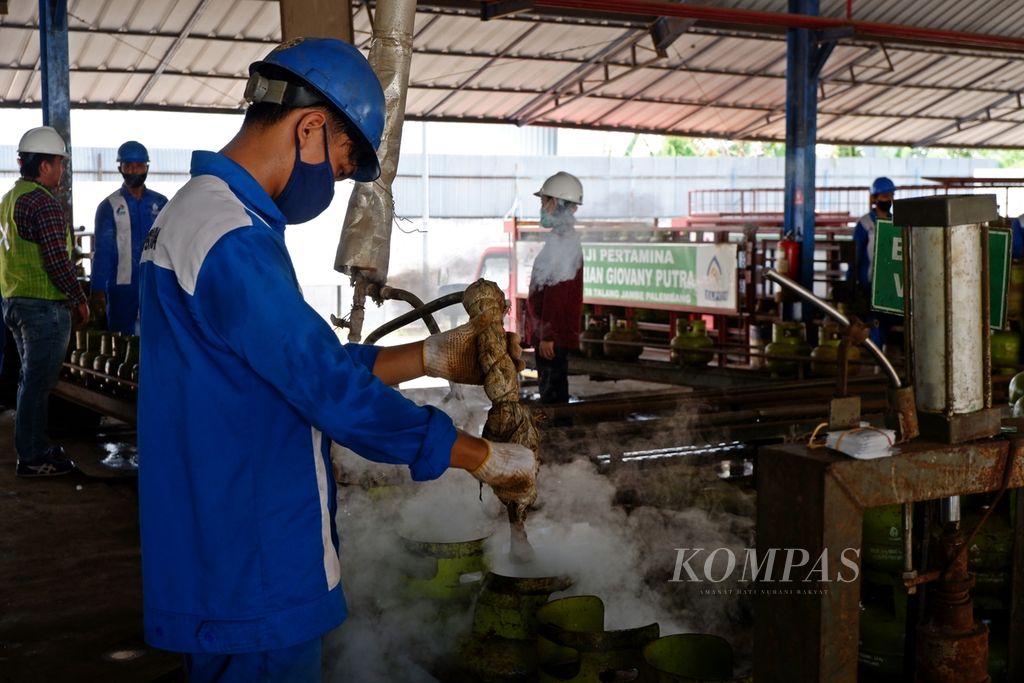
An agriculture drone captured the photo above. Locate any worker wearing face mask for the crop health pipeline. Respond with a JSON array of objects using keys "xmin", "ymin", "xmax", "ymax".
[
  {"xmin": 91, "ymin": 141, "xmax": 168, "ymax": 334},
  {"xmin": 136, "ymin": 38, "xmax": 535, "ymax": 683},
  {"xmin": 848, "ymin": 176, "xmax": 896, "ymax": 345},
  {"xmin": 524, "ymin": 171, "xmax": 584, "ymax": 404}
]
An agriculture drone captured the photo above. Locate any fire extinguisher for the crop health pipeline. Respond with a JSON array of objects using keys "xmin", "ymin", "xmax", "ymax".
[{"xmin": 777, "ymin": 234, "xmax": 801, "ymax": 280}]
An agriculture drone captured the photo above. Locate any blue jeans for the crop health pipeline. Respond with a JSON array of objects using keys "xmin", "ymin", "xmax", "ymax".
[
  {"xmin": 2, "ymin": 298, "xmax": 71, "ymax": 464},
  {"xmin": 184, "ymin": 638, "xmax": 322, "ymax": 683}
]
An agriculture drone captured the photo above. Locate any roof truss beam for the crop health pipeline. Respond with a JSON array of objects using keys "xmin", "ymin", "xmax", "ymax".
[{"xmin": 132, "ymin": 0, "xmax": 212, "ymax": 106}]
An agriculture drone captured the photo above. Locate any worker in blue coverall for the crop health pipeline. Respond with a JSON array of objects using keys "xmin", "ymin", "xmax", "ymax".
[
  {"xmin": 848, "ymin": 176, "xmax": 896, "ymax": 346},
  {"xmin": 91, "ymin": 141, "xmax": 168, "ymax": 334},
  {"xmin": 136, "ymin": 37, "xmax": 538, "ymax": 683},
  {"xmin": 1011, "ymin": 213, "xmax": 1024, "ymax": 259}
]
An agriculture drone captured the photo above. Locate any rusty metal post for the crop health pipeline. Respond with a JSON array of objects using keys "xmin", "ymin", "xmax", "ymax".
[
  {"xmin": 887, "ymin": 384, "xmax": 919, "ymax": 443},
  {"xmin": 836, "ymin": 334, "xmax": 850, "ymax": 397},
  {"xmin": 1010, "ymin": 485, "xmax": 1024, "ymax": 681},
  {"xmin": 916, "ymin": 529, "xmax": 990, "ymax": 683},
  {"xmin": 755, "ymin": 447, "xmax": 862, "ymax": 682}
]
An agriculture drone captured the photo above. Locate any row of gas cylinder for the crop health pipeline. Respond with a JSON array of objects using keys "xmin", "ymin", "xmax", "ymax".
[
  {"xmin": 579, "ymin": 316, "xmax": 648, "ymax": 362},
  {"xmin": 579, "ymin": 314, "xmax": 718, "ymax": 366},
  {"xmin": 858, "ymin": 494, "xmax": 1014, "ymax": 682},
  {"xmin": 64, "ymin": 329, "xmax": 140, "ymax": 393},
  {"xmin": 400, "ymin": 533, "xmax": 749, "ymax": 682},
  {"xmin": 580, "ymin": 314, "xmax": 861, "ymax": 377}
]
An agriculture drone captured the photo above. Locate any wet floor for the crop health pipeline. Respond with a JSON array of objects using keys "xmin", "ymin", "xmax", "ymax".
[{"xmin": 0, "ymin": 406, "xmax": 183, "ymax": 682}]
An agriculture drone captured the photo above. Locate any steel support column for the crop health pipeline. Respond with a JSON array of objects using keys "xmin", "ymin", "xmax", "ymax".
[
  {"xmin": 38, "ymin": 0, "xmax": 72, "ymax": 219},
  {"xmin": 784, "ymin": 0, "xmax": 819, "ymax": 303}
]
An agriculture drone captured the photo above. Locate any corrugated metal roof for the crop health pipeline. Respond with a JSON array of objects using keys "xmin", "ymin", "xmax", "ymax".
[{"xmin": 3, "ymin": 0, "xmax": 1024, "ymax": 147}]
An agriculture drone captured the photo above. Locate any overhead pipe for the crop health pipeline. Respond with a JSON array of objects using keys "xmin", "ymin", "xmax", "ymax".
[
  {"xmin": 525, "ymin": 0, "xmax": 1024, "ymax": 54},
  {"xmin": 336, "ymin": 0, "xmax": 417, "ymax": 341}
]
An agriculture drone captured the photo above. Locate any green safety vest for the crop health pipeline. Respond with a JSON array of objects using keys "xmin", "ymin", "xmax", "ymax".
[{"xmin": 0, "ymin": 178, "xmax": 74, "ymax": 301}]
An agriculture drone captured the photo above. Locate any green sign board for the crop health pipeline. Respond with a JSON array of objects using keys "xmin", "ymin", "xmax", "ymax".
[
  {"xmin": 545, "ymin": 242, "xmax": 739, "ymax": 312},
  {"xmin": 870, "ymin": 219, "xmax": 1011, "ymax": 328},
  {"xmin": 869, "ymin": 220, "xmax": 904, "ymax": 315}
]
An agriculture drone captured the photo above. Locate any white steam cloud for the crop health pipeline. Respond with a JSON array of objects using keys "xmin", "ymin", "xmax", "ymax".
[
  {"xmin": 325, "ymin": 385, "xmax": 754, "ymax": 680},
  {"xmin": 528, "ymin": 213, "xmax": 583, "ymax": 290}
]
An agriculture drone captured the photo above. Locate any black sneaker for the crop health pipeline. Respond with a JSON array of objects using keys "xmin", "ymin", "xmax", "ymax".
[
  {"xmin": 16, "ymin": 457, "xmax": 77, "ymax": 478},
  {"xmin": 45, "ymin": 446, "xmax": 70, "ymax": 462}
]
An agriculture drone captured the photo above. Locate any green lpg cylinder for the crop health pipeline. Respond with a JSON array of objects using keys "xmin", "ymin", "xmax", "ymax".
[
  {"xmin": 69, "ymin": 330, "xmax": 86, "ymax": 375},
  {"xmin": 118, "ymin": 336, "xmax": 140, "ymax": 388},
  {"xmin": 861, "ymin": 505, "xmax": 903, "ymax": 586},
  {"xmin": 670, "ymin": 319, "xmax": 714, "ymax": 368},
  {"xmin": 536, "ymin": 596, "xmax": 659, "ymax": 683},
  {"xmin": 991, "ymin": 330, "xmax": 1020, "ymax": 376},
  {"xmin": 988, "ymin": 622, "xmax": 1008, "ymax": 683},
  {"xmin": 1008, "ymin": 261, "xmax": 1024, "ymax": 322},
  {"xmin": 578, "ymin": 315, "xmax": 608, "ymax": 359},
  {"xmin": 603, "ymin": 319, "xmax": 644, "ymax": 361},
  {"xmin": 399, "ymin": 534, "xmax": 489, "ymax": 608},
  {"xmin": 858, "ymin": 601, "xmax": 906, "ymax": 682},
  {"xmin": 810, "ymin": 321, "xmax": 862, "ymax": 377},
  {"xmin": 962, "ymin": 507, "xmax": 1013, "ymax": 612},
  {"xmin": 643, "ymin": 633, "xmax": 751, "ymax": 682},
  {"xmin": 764, "ymin": 322, "xmax": 811, "ymax": 377},
  {"xmin": 77, "ymin": 330, "xmax": 102, "ymax": 381},
  {"xmin": 1010, "ymin": 371, "xmax": 1024, "ymax": 416},
  {"xmin": 1010, "ymin": 370, "xmax": 1024, "ymax": 404},
  {"xmin": 458, "ymin": 573, "xmax": 574, "ymax": 683},
  {"xmin": 104, "ymin": 334, "xmax": 127, "ymax": 382}
]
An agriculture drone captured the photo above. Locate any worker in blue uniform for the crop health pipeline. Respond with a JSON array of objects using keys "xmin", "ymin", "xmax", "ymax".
[
  {"xmin": 848, "ymin": 176, "xmax": 896, "ymax": 346},
  {"xmin": 137, "ymin": 38, "xmax": 537, "ymax": 683},
  {"xmin": 1011, "ymin": 213, "xmax": 1024, "ymax": 259},
  {"xmin": 92, "ymin": 141, "xmax": 168, "ymax": 334}
]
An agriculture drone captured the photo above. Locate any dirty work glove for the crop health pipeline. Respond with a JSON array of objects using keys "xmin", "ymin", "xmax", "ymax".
[
  {"xmin": 470, "ymin": 440, "xmax": 538, "ymax": 506},
  {"xmin": 423, "ymin": 318, "xmax": 525, "ymax": 385}
]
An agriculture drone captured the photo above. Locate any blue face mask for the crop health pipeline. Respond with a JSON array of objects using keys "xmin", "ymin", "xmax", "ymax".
[
  {"xmin": 274, "ymin": 128, "xmax": 335, "ymax": 224},
  {"xmin": 539, "ymin": 209, "xmax": 555, "ymax": 228}
]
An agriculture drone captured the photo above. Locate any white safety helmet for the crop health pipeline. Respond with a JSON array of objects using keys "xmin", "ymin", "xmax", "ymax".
[
  {"xmin": 534, "ymin": 171, "xmax": 583, "ymax": 205},
  {"xmin": 18, "ymin": 126, "xmax": 69, "ymax": 157}
]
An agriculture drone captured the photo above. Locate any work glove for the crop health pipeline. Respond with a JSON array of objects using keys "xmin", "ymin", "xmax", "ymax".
[
  {"xmin": 470, "ymin": 440, "xmax": 538, "ymax": 507},
  {"xmin": 423, "ymin": 318, "xmax": 525, "ymax": 385}
]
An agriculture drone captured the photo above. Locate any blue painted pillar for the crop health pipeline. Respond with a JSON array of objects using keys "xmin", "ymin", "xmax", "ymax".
[
  {"xmin": 784, "ymin": 0, "xmax": 820, "ymax": 310},
  {"xmin": 39, "ymin": 0, "xmax": 73, "ymax": 221}
]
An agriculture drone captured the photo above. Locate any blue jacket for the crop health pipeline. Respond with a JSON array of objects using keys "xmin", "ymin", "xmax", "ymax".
[
  {"xmin": 94, "ymin": 186, "xmax": 168, "ymax": 334},
  {"xmin": 849, "ymin": 212, "xmax": 878, "ymax": 289},
  {"xmin": 93, "ymin": 185, "xmax": 167, "ymax": 294},
  {"xmin": 137, "ymin": 151, "xmax": 456, "ymax": 654},
  {"xmin": 1012, "ymin": 217, "xmax": 1023, "ymax": 260}
]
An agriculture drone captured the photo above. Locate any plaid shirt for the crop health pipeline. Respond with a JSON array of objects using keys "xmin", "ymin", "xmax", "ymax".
[{"xmin": 12, "ymin": 186, "xmax": 86, "ymax": 305}]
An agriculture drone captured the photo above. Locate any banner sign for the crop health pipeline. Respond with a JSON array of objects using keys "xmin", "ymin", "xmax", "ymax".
[{"xmin": 516, "ymin": 241, "xmax": 738, "ymax": 312}]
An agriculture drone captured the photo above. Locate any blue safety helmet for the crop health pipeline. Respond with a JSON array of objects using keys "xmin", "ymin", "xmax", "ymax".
[
  {"xmin": 246, "ymin": 37, "xmax": 384, "ymax": 183},
  {"xmin": 870, "ymin": 177, "xmax": 896, "ymax": 195},
  {"xmin": 117, "ymin": 140, "xmax": 149, "ymax": 164}
]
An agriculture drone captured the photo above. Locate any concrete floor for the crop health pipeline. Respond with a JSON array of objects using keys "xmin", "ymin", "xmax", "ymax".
[{"xmin": 0, "ymin": 406, "xmax": 183, "ymax": 683}]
